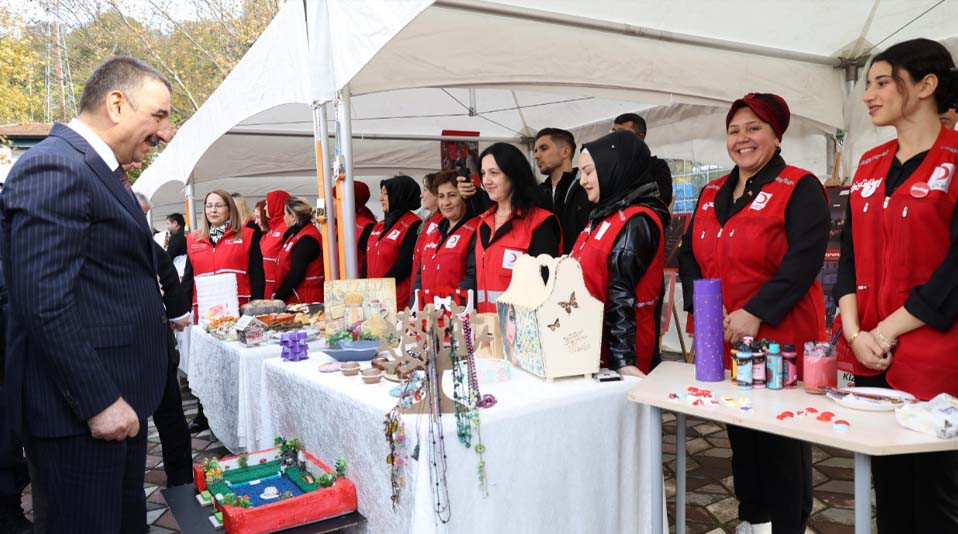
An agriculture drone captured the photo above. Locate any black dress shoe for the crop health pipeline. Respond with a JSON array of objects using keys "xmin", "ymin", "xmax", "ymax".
[{"xmin": 188, "ymin": 415, "xmax": 209, "ymax": 433}]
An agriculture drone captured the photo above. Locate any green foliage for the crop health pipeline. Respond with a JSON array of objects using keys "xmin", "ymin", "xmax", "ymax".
[
  {"xmin": 326, "ymin": 331, "xmax": 352, "ymax": 346},
  {"xmin": 334, "ymin": 456, "xmax": 348, "ymax": 478},
  {"xmin": 222, "ymin": 493, "xmax": 237, "ymax": 506},
  {"xmin": 237, "ymin": 453, "xmax": 249, "ymax": 468},
  {"xmin": 316, "ymin": 472, "xmax": 337, "ymax": 488}
]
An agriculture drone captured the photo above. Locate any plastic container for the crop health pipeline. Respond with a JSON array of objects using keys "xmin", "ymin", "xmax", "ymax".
[
  {"xmin": 802, "ymin": 341, "xmax": 836, "ymax": 394},
  {"xmin": 736, "ymin": 344, "xmax": 753, "ymax": 390},
  {"xmin": 751, "ymin": 342, "xmax": 766, "ymax": 389},
  {"xmin": 766, "ymin": 342, "xmax": 783, "ymax": 390},
  {"xmin": 782, "ymin": 344, "xmax": 798, "ymax": 388}
]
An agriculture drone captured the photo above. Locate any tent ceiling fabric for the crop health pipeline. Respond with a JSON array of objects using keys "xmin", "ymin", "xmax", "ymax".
[{"xmin": 135, "ymin": 0, "xmax": 958, "ymax": 214}]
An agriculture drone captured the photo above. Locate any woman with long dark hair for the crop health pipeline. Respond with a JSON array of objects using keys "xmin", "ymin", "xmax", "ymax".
[
  {"xmin": 835, "ymin": 38, "xmax": 958, "ymax": 533},
  {"xmin": 464, "ymin": 143, "xmax": 560, "ymax": 312}
]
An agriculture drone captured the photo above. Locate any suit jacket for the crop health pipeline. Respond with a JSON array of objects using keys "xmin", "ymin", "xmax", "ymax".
[
  {"xmin": 0, "ymin": 123, "xmax": 168, "ymax": 438},
  {"xmin": 154, "ymin": 242, "xmax": 189, "ymax": 319},
  {"xmin": 166, "ymin": 228, "xmax": 186, "ymax": 259}
]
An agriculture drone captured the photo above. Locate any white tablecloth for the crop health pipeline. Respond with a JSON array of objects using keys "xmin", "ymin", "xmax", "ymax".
[
  {"xmin": 187, "ymin": 328, "xmax": 327, "ymax": 452},
  {"xmin": 259, "ymin": 356, "xmax": 664, "ymax": 534}
]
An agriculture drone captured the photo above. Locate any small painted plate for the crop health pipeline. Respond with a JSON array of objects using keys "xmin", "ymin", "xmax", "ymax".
[
  {"xmin": 826, "ymin": 387, "xmax": 916, "ymax": 411},
  {"xmin": 322, "ymin": 340, "xmax": 380, "ymax": 362}
]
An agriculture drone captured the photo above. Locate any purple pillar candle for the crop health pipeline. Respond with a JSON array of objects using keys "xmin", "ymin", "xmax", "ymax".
[{"xmin": 693, "ymin": 278, "xmax": 725, "ymax": 382}]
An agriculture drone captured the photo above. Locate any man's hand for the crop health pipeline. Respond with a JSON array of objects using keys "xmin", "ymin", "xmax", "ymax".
[
  {"xmin": 88, "ymin": 397, "xmax": 139, "ymax": 441},
  {"xmin": 172, "ymin": 316, "xmax": 190, "ymax": 332},
  {"xmin": 724, "ymin": 308, "xmax": 761, "ymax": 344},
  {"xmin": 457, "ymin": 176, "xmax": 477, "ymax": 199}
]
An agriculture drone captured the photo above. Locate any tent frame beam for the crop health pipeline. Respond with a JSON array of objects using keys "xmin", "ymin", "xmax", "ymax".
[
  {"xmin": 436, "ymin": 0, "xmax": 843, "ymax": 68},
  {"xmin": 225, "ymin": 129, "xmax": 520, "ymax": 144}
]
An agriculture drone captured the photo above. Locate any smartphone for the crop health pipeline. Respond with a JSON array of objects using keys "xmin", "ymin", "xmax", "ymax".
[{"xmin": 595, "ymin": 368, "xmax": 622, "ymax": 382}]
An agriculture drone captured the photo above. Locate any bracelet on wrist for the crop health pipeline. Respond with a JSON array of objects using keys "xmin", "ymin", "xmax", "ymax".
[{"xmin": 847, "ymin": 330, "xmax": 861, "ymax": 346}]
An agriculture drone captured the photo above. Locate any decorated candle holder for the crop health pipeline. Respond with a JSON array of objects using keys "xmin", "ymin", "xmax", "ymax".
[
  {"xmin": 281, "ymin": 332, "xmax": 309, "ymax": 362},
  {"xmin": 693, "ymin": 279, "xmax": 725, "ymax": 382}
]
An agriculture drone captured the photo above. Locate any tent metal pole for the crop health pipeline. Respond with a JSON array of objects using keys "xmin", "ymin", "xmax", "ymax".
[
  {"xmin": 185, "ymin": 180, "xmax": 196, "ymax": 231},
  {"xmin": 313, "ymin": 101, "xmax": 340, "ymax": 281},
  {"xmin": 338, "ymin": 86, "xmax": 359, "ymax": 279},
  {"xmin": 436, "ymin": 0, "xmax": 841, "ymax": 67},
  {"xmin": 225, "ymin": 129, "xmax": 518, "ymax": 144}
]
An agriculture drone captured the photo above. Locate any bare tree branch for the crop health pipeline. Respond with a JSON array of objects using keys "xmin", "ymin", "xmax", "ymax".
[{"xmin": 145, "ymin": 0, "xmax": 228, "ymax": 76}]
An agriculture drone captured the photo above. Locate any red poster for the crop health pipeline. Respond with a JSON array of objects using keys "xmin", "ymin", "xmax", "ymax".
[{"xmin": 441, "ymin": 130, "xmax": 480, "ymax": 186}]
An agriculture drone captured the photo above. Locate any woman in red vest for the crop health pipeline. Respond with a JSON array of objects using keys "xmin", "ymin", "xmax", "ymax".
[
  {"xmin": 260, "ymin": 190, "xmax": 291, "ymax": 297},
  {"xmin": 366, "ymin": 175, "xmax": 422, "ymax": 310},
  {"xmin": 464, "ymin": 143, "xmax": 560, "ymax": 313},
  {"xmin": 273, "ymin": 197, "xmax": 324, "ymax": 304},
  {"xmin": 413, "ymin": 171, "xmax": 480, "ymax": 296},
  {"xmin": 677, "ymin": 94, "xmax": 829, "ymax": 534},
  {"xmin": 181, "ymin": 190, "xmax": 264, "ymax": 432},
  {"xmin": 834, "ymin": 39, "xmax": 958, "ymax": 534},
  {"xmin": 411, "ymin": 173, "xmax": 443, "ymax": 300},
  {"xmin": 352, "ymin": 181, "xmax": 378, "ymax": 275},
  {"xmin": 571, "ymin": 131, "xmax": 669, "ymax": 376}
]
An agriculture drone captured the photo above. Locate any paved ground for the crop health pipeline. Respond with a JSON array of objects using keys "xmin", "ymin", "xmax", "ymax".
[{"xmin": 17, "ymin": 356, "xmax": 874, "ymax": 533}]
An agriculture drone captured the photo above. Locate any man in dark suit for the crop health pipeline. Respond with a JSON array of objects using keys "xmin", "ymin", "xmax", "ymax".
[
  {"xmin": 165, "ymin": 212, "xmax": 186, "ymax": 259},
  {"xmin": 0, "ymin": 56, "xmax": 173, "ymax": 532},
  {"xmin": 135, "ymin": 193, "xmax": 193, "ymax": 487}
]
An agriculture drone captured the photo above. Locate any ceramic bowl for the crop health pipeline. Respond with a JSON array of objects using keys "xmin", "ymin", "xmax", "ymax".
[
  {"xmin": 341, "ymin": 361, "xmax": 361, "ymax": 376},
  {"xmin": 324, "ymin": 340, "xmax": 380, "ymax": 362},
  {"xmin": 361, "ymin": 368, "xmax": 383, "ymax": 384}
]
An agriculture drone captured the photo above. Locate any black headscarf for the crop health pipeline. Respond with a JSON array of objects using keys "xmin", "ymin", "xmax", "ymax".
[
  {"xmin": 380, "ymin": 175, "xmax": 421, "ymax": 230},
  {"xmin": 581, "ymin": 130, "xmax": 671, "ymax": 227}
]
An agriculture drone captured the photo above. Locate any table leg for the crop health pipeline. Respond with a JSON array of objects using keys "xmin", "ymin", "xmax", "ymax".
[
  {"xmin": 676, "ymin": 412, "xmax": 686, "ymax": 534},
  {"xmin": 853, "ymin": 452, "xmax": 871, "ymax": 534},
  {"xmin": 649, "ymin": 405, "xmax": 664, "ymax": 534}
]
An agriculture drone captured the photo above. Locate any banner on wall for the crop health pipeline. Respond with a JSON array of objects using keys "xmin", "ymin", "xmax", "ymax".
[
  {"xmin": 820, "ymin": 186, "xmax": 850, "ymax": 329},
  {"xmin": 441, "ymin": 130, "xmax": 480, "ymax": 186}
]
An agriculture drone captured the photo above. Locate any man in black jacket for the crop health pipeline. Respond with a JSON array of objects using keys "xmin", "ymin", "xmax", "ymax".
[
  {"xmin": 612, "ymin": 113, "xmax": 674, "ymax": 207},
  {"xmin": 165, "ymin": 212, "xmax": 187, "ymax": 259},
  {"xmin": 532, "ymin": 128, "xmax": 591, "ymax": 254},
  {"xmin": 136, "ymin": 195, "xmax": 193, "ymax": 487}
]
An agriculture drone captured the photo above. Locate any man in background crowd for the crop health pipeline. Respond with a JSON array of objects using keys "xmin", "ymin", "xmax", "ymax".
[
  {"xmin": 612, "ymin": 113, "xmax": 674, "ymax": 207},
  {"xmin": 165, "ymin": 212, "xmax": 187, "ymax": 259},
  {"xmin": 533, "ymin": 128, "xmax": 591, "ymax": 254}
]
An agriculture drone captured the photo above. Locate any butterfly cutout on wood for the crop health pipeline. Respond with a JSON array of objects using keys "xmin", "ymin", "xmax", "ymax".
[
  {"xmin": 547, "ymin": 318, "xmax": 560, "ymax": 331},
  {"xmin": 557, "ymin": 292, "xmax": 578, "ymax": 314}
]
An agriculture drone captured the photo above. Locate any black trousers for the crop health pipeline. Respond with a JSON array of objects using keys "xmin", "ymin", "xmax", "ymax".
[
  {"xmin": 727, "ymin": 425, "xmax": 812, "ymax": 534},
  {"xmin": 25, "ymin": 423, "xmax": 148, "ymax": 534},
  {"xmin": 151, "ymin": 330, "xmax": 193, "ymax": 487},
  {"xmin": 856, "ymin": 373, "xmax": 958, "ymax": 534}
]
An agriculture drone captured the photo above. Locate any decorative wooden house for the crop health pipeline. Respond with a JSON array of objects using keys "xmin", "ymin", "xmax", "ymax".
[{"xmin": 495, "ymin": 255, "xmax": 602, "ymax": 381}]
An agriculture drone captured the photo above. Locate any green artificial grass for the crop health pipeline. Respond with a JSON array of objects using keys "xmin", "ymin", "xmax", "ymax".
[
  {"xmin": 222, "ymin": 460, "xmax": 283, "ymax": 484},
  {"xmin": 285, "ymin": 465, "xmax": 320, "ymax": 493}
]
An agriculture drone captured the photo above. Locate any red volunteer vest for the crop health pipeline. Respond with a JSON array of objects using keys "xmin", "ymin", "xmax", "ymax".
[
  {"xmin": 366, "ymin": 211, "xmax": 421, "ymax": 311},
  {"xmin": 260, "ymin": 224, "xmax": 287, "ymax": 298},
  {"xmin": 419, "ymin": 217, "xmax": 479, "ymax": 294},
  {"xmin": 187, "ymin": 226, "xmax": 255, "ymax": 318},
  {"xmin": 571, "ymin": 206, "xmax": 665, "ymax": 373},
  {"xmin": 275, "ymin": 223, "xmax": 325, "ymax": 304},
  {"xmin": 356, "ymin": 213, "xmax": 376, "ymax": 272},
  {"xmin": 412, "ymin": 212, "xmax": 444, "ymax": 298},
  {"xmin": 474, "ymin": 206, "xmax": 558, "ymax": 313},
  {"xmin": 691, "ymin": 165, "xmax": 826, "ymax": 376},
  {"xmin": 840, "ymin": 128, "xmax": 958, "ymax": 399}
]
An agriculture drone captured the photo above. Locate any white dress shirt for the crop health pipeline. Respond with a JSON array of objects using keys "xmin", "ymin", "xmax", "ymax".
[{"xmin": 67, "ymin": 118, "xmax": 120, "ymax": 172}]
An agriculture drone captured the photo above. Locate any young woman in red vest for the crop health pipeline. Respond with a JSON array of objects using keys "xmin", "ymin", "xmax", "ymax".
[
  {"xmin": 834, "ymin": 39, "xmax": 958, "ymax": 534},
  {"xmin": 413, "ymin": 171, "xmax": 480, "ymax": 295},
  {"xmin": 571, "ymin": 131, "xmax": 670, "ymax": 377},
  {"xmin": 463, "ymin": 143, "xmax": 560, "ymax": 313},
  {"xmin": 260, "ymin": 190, "xmax": 290, "ymax": 298},
  {"xmin": 273, "ymin": 197, "xmax": 324, "ymax": 304},
  {"xmin": 677, "ymin": 94, "xmax": 829, "ymax": 534},
  {"xmin": 366, "ymin": 175, "xmax": 422, "ymax": 310},
  {"xmin": 181, "ymin": 189, "xmax": 264, "ymax": 432},
  {"xmin": 411, "ymin": 172, "xmax": 444, "ymax": 298}
]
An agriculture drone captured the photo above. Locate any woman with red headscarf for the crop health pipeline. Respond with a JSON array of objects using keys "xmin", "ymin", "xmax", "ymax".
[
  {"xmin": 261, "ymin": 190, "xmax": 291, "ymax": 297},
  {"xmin": 678, "ymin": 93, "xmax": 829, "ymax": 534}
]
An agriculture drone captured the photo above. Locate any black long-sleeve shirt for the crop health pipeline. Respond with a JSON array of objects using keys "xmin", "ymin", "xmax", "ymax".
[
  {"xmin": 833, "ymin": 151, "xmax": 958, "ymax": 331},
  {"xmin": 272, "ymin": 224, "xmax": 321, "ymax": 301},
  {"xmin": 677, "ymin": 154, "xmax": 829, "ymax": 325},
  {"xmin": 380, "ymin": 220, "xmax": 421, "ymax": 283},
  {"xmin": 181, "ymin": 228, "xmax": 265, "ymax": 303},
  {"xmin": 537, "ymin": 169, "xmax": 591, "ymax": 254}
]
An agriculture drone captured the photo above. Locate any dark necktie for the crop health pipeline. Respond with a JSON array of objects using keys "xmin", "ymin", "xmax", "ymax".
[{"xmin": 115, "ymin": 167, "xmax": 132, "ymax": 191}]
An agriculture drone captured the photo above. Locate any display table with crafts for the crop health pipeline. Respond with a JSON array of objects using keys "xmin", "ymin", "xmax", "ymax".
[
  {"xmin": 628, "ymin": 361, "xmax": 958, "ymax": 534},
  {"xmin": 187, "ymin": 327, "xmax": 329, "ymax": 452},
  {"xmin": 258, "ymin": 354, "xmax": 665, "ymax": 534}
]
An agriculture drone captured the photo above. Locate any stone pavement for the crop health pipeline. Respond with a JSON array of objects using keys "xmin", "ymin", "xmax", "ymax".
[{"xmin": 16, "ymin": 366, "xmax": 873, "ymax": 533}]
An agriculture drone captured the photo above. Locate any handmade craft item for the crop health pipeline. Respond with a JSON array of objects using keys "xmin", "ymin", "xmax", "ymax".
[{"xmin": 692, "ymin": 278, "xmax": 725, "ymax": 382}]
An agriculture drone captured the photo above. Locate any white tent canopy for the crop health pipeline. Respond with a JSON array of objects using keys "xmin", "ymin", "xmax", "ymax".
[{"xmin": 135, "ymin": 0, "xmax": 958, "ymax": 234}]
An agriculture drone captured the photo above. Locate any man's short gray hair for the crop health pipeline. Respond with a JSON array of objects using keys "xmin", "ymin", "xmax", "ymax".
[{"xmin": 79, "ymin": 56, "xmax": 171, "ymax": 113}]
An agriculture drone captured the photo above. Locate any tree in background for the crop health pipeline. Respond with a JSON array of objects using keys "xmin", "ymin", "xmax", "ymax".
[{"xmin": 0, "ymin": 6, "xmax": 44, "ymax": 123}]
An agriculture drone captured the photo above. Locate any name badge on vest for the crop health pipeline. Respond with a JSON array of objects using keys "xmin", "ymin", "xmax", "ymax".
[
  {"xmin": 501, "ymin": 249, "xmax": 522, "ymax": 270},
  {"xmin": 386, "ymin": 229, "xmax": 401, "ymax": 241},
  {"xmin": 272, "ymin": 231, "xmax": 281, "ymax": 238},
  {"xmin": 593, "ymin": 221, "xmax": 612, "ymax": 241},
  {"xmin": 445, "ymin": 235, "xmax": 461, "ymax": 248},
  {"xmin": 750, "ymin": 191, "xmax": 773, "ymax": 211},
  {"xmin": 426, "ymin": 222, "xmax": 438, "ymax": 234},
  {"xmin": 928, "ymin": 163, "xmax": 955, "ymax": 193},
  {"xmin": 190, "ymin": 243, "xmax": 207, "ymax": 250}
]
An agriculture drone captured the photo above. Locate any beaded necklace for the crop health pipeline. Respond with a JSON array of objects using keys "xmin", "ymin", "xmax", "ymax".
[
  {"xmin": 426, "ymin": 327, "xmax": 451, "ymax": 523},
  {"xmin": 461, "ymin": 315, "xmax": 490, "ymax": 494}
]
